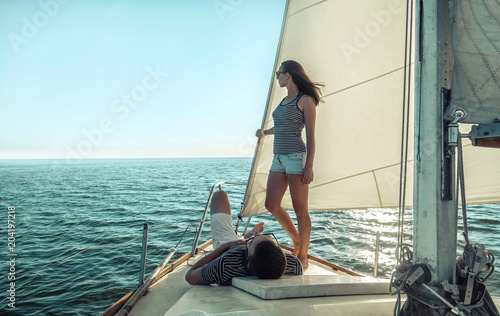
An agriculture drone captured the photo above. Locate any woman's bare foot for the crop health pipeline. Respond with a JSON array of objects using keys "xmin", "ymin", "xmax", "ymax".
[
  {"xmin": 301, "ymin": 260, "xmax": 309, "ymax": 270},
  {"xmin": 290, "ymin": 240, "xmax": 300, "ymax": 256},
  {"xmin": 244, "ymin": 222, "xmax": 265, "ymax": 238},
  {"xmin": 298, "ymin": 255, "xmax": 309, "ymax": 270}
]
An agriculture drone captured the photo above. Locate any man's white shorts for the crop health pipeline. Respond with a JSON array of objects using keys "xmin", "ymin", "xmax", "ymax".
[{"xmin": 210, "ymin": 213, "xmax": 242, "ymax": 249}]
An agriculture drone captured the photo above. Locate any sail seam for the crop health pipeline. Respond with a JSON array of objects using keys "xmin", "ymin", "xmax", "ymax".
[
  {"xmin": 322, "ymin": 66, "xmax": 412, "ymax": 99},
  {"xmin": 289, "ymin": 0, "xmax": 328, "ymax": 16},
  {"xmin": 307, "ymin": 160, "xmax": 414, "ymax": 190},
  {"xmin": 372, "ymin": 171, "xmax": 384, "ymax": 208}
]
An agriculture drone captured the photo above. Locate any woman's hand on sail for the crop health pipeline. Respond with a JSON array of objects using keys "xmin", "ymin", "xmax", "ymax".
[
  {"xmin": 255, "ymin": 129, "xmax": 264, "ymax": 144},
  {"xmin": 255, "ymin": 127, "xmax": 274, "ymax": 144}
]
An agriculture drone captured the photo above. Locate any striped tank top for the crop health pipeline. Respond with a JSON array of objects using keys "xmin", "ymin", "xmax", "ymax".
[{"xmin": 272, "ymin": 93, "xmax": 306, "ymax": 155}]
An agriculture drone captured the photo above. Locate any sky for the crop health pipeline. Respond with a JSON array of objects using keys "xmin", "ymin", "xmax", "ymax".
[{"xmin": 0, "ymin": 0, "xmax": 286, "ymax": 160}]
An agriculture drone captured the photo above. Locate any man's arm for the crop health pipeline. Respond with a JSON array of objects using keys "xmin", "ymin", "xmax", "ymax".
[{"xmin": 185, "ymin": 240, "xmax": 244, "ymax": 285}]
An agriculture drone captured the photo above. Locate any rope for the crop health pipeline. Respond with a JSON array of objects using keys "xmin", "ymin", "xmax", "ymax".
[
  {"xmin": 175, "ymin": 223, "xmax": 199, "ymax": 249},
  {"xmin": 393, "ymin": 1, "xmax": 414, "ymax": 314},
  {"xmin": 149, "ymin": 222, "xmax": 199, "ymax": 231},
  {"xmin": 389, "ymin": 244, "xmax": 414, "ymax": 296},
  {"xmin": 456, "ymin": 135, "xmax": 470, "ymax": 246},
  {"xmin": 422, "ymin": 284, "xmax": 466, "ymax": 316},
  {"xmin": 392, "ymin": 120, "xmax": 499, "ymax": 315},
  {"xmin": 397, "ymin": 0, "xmax": 414, "ymax": 249}
]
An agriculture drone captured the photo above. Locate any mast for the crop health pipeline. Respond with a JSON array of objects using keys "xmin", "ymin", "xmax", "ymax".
[
  {"xmin": 405, "ymin": 1, "xmax": 500, "ymax": 314},
  {"xmin": 414, "ymin": 0, "xmax": 456, "ymax": 296}
]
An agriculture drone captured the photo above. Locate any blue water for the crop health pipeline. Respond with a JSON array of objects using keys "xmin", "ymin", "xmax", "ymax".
[{"xmin": 0, "ymin": 158, "xmax": 499, "ymax": 315}]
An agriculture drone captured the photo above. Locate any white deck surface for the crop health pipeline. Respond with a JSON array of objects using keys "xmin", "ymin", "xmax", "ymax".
[
  {"xmin": 127, "ymin": 245, "xmax": 500, "ymax": 316},
  {"xmin": 128, "ymin": 245, "xmax": 399, "ymax": 316},
  {"xmin": 232, "ymin": 275, "xmax": 390, "ymax": 300},
  {"xmin": 165, "ymin": 286, "xmax": 398, "ymax": 316}
]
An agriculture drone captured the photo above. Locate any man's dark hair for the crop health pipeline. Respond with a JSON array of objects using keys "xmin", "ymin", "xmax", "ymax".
[{"xmin": 249, "ymin": 240, "xmax": 286, "ymax": 279}]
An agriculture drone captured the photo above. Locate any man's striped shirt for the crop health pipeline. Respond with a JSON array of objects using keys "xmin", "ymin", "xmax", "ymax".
[{"xmin": 200, "ymin": 245, "xmax": 303, "ymax": 285}]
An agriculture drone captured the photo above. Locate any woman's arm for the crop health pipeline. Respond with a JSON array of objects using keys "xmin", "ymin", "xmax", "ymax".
[
  {"xmin": 256, "ymin": 127, "xmax": 274, "ymax": 136},
  {"xmin": 256, "ymin": 127, "xmax": 274, "ymax": 144},
  {"xmin": 299, "ymin": 96, "xmax": 316, "ymax": 184}
]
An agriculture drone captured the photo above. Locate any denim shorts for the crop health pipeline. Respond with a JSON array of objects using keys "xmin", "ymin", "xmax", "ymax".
[{"xmin": 270, "ymin": 152, "xmax": 305, "ymax": 175}]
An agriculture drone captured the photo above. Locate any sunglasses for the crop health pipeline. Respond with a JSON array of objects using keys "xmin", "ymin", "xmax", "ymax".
[
  {"xmin": 245, "ymin": 233, "xmax": 280, "ymax": 253},
  {"xmin": 244, "ymin": 233, "xmax": 281, "ymax": 272},
  {"xmin": 275, "ymin": 71, "xmax": 286, "ymax": 78}
]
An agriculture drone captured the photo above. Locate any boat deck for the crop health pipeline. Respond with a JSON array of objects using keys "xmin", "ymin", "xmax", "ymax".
[
  {"xmin": 123, "ymin": 243, "xmax": 500, "ymax": 315},
  {"xmin": 127, "ymin": 245, "xmax": 399, "ymax": 316}
]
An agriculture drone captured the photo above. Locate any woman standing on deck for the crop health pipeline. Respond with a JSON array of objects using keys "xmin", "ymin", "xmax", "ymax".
[{"xmin": 256, "ymin": 60, "xmax": 323, "ymax": 269}]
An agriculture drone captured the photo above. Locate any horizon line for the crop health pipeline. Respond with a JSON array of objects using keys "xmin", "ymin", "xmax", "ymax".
[{"xmin": 0, "ymin": 156, "xmax": 253, "ymax": 160}]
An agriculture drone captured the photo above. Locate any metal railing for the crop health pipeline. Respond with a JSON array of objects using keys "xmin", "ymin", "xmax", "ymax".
[
  {"xmin": 116, "ymin": 247, "xmax": 178, "ymax": 316},
  {"xmin": 374, "ymin": 231, "xmax": 381, "ymax": 278},
  {"xmin": 110, "ymin": 183, "xmax": 388, "ymax": 316},
  {"xmin": 116, "ymin": 181, "xmax": 247, "ymax": 316},
  {"xmin": 191, "ymin": 181, "xmax": 247, "ymax": 256},
  {"xmin": 138, "ymin": 223, "xmax": 149, "ymax": 287}
]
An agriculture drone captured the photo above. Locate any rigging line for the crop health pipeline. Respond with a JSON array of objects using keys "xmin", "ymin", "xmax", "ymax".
[
  {"xmin": 149, "ymin": 222, "xmax": 200, "ymax": 230},
  {"xmin": 402, "ymin": 0, "xmax": 414, "ymax": 240},
  {"xmin": 422, "ymin": 284, "xmax": 466, "ymax": 316},
  {"xmin": 415, "ymin": 0, "xmax": 423, "ymax": 164},
  {"xmin": 398, "ymin": 0, "xmax": 415, "ymax": 248},
  {"xmin": 397, "ymin": 0, "xmax": 413, "ymax": 246},
  {"xmin": 455, "ymin": 141, "xmax": 461, "ymax": 245},
  {"xmin": 397, "ymin": 0, "xmax": 410, "ymax": 246},
  {"xmin": 22, "ymin": 222, "xmax": 202, "ymax": 281},
  {"xmin": 457, "ymin": 135, "xmax": 470, "ymax": 245},
  {"xmin": 176, "ymin": 223, "xmax": 199, "ymax": 249}
]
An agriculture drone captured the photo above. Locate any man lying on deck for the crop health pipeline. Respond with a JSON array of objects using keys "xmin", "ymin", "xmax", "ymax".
[{"xmin": 185, "ymin": 190, "xmax": 303, "ymax": 285}]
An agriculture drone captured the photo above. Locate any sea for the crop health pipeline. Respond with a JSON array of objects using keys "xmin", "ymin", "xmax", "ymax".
[{"xmin": 1, "ymin": 158, "xmax": 499, "ymax": 315}]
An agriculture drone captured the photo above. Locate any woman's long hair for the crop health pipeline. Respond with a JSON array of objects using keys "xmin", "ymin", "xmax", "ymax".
[{"xmin": 281, "ymin": 60, "xmax": 324, "ymax": 106}]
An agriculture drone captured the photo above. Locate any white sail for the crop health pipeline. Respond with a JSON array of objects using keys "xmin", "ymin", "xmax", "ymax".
[
  {"xmin": 446, "ymin": 0, "xmax": 500, "ymax": 124},
  {"xmin": 242, "ymin": 0, "xmax": 500, "ymax": 217}
]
